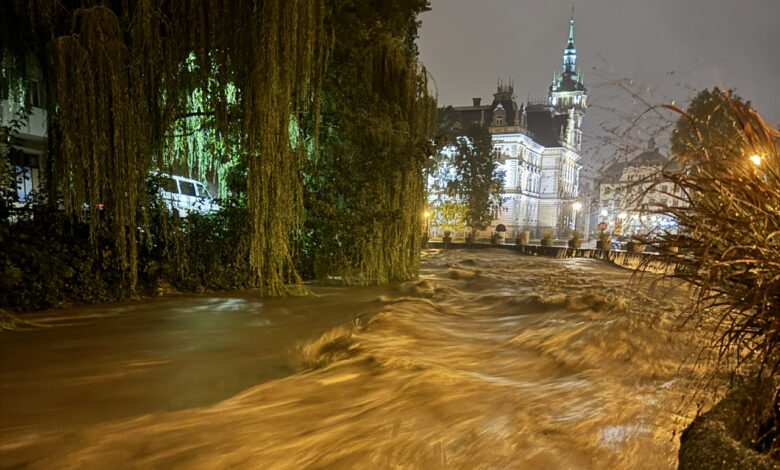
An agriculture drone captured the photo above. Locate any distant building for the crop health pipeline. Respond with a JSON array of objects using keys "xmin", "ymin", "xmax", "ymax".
[
  {"xmin": 433, "ymin": 14, "xmax": 587, "ymax": 238},
  {"xmin": 597, "ymin": 139, "xmax": 682, "ymax": 236},
  {"xmin": 1, "ymin": 59, "xmax": 47, "ymax": 204}
]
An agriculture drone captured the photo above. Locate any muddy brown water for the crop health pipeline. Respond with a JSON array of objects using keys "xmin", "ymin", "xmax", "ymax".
[{"xmin": 1, "ymin": 249, "xmax": 713, "ymax": 469}]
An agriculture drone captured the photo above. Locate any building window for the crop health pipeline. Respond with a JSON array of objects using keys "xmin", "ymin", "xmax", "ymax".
[
  {"xmin": 25, "ymin": 79, "xmax": 43, "ymax": 108},
  {"xmin": 0, "ymin": 75, "xmax": 8, "ymax": 100},
  {"xmin": 10, "ymin": 153, "xmax": 40, "ymax": 202}
]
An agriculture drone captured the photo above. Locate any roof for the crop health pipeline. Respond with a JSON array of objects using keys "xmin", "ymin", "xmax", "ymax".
[
  {"xmin": 551, "ymin": 73, "xmax": 586, "ymax": 93},
  {"xmin": 439, "ymin": 84, "xmax": 575, "ymax": 150},
  {"xmin": 438, "ymin": 105, "xmax": 487, "ymax": 134},
  {"xmin": 597, "ymin": 160, "xmax": 626, "ymax": 184},
  {"xmin": 526, "ymin": 105, "xmax": 566, "ymax": 147},
  {"xmin": 626, "ymin": 149, "xmax": 667, "ymax": 168}
]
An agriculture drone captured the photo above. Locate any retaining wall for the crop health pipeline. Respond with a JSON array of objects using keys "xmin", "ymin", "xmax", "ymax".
[{"xmin": 426, "ymin": 241, "xmax": 678, "ymax": 273}]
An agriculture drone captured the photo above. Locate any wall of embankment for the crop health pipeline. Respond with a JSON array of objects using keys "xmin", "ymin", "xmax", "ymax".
[{"xmin": 426, "ymin": 241, "xmax": 680, "ymax": 274}]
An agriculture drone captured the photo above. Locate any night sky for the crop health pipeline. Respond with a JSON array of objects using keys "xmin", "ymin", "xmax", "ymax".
[{"xmin": 418, "ymin": 0, "xmax": 780, "ymax": 174}]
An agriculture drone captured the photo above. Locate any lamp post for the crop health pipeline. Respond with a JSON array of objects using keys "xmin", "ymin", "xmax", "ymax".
[
  {"xmin": 423, "ymin": 211, "xmax": 430, "ymax": 241},
  {"xmin": 572, "ymin": 202, "xmax": 582, "ymax": 231},
  {"xmin": 616, "ymin": 212, "xmax": 627, "ymax": 237}
]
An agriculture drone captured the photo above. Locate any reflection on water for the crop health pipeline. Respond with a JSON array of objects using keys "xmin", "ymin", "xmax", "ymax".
[{"xmin": 1, "ymin": 249, "xmax": 714, "ymax": 469}]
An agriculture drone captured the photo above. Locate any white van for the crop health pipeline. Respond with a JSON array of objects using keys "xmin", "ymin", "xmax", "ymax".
[{"xmin": 157, "ymin": 174, "xmax": 218, "ymax": 216}]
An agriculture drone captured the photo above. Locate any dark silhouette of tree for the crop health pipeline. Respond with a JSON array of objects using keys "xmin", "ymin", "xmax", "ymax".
[{"xmin": 670, "ymin": 88, "xmax": 749, "ymax": 159}]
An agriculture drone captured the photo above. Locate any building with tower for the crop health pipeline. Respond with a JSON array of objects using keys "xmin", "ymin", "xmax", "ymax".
[{"xmin": 433, "ymin": 13, "xmax": 588, "ymax": 238}]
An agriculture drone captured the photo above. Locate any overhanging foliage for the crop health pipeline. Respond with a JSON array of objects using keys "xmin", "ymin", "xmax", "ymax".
[{"xmin": 1, "ymin": 0, "xmax": 434, "ymax": 300}]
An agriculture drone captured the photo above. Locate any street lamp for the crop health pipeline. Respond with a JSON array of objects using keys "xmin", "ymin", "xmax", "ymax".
[
  {"xmin": 423, "ymin": 211, "xmax": 430, "ymax": 240},
  {"xmin": 572, "ymin": 202, "xmax": 582, "ymax": 230},
  {"xmin": 749, "ymin": 154, "xmax": 762, "ymax": 166},
  {"xmin": 600, "ymin": 209, "xmax": 608, "ymax": 218}
]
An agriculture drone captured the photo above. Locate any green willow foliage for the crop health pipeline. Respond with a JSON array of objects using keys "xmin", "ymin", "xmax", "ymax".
[
  {"xmin": 2, "ymin": 0, "xmax": 326, "ymax": 295},
  {"xmin": 303, "ymin": 0, "xmax": 435, "ymax": 285},
  {"xmin": 1, "ymin": 0, "xmax": 434, "ymax": 300}
]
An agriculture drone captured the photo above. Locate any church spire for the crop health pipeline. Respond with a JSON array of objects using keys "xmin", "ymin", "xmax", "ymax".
[
  {"xmin": 548, "ymin": 7, "xmax": 587, "ymax": 117},
  {"xmin": 563, "ymin": 6, "xmax": 577, "ymax": 74},
  {"xmin": 568, "ymin": 5, "xmax": 575, "ymax": 45}
]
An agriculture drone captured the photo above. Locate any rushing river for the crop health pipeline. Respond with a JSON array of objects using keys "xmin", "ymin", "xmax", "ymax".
[{"xmin": 1, "ymin": 249, "xmax": 716, "ymax": 469}]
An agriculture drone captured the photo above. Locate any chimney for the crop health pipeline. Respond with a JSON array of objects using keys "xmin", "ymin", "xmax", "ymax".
[{"xmin": 472, "ymin": 97, "xmax": 481, "ymax": 107}]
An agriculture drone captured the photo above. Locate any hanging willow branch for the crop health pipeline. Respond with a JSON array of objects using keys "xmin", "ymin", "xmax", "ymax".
[
  {"xmin": 307, "ymin": 2, "xmax": 435, "ymax": 285},
  {"xmin": 5, "ymin": 0, "xmax": 437, "ymax": 295},
  {"xmin": 10, "ymin": 0, "xmax": 328, "ymax": 294},
  {"xmin": 48, "ymin": 6, "xmax": 148, "ymax": 284}
]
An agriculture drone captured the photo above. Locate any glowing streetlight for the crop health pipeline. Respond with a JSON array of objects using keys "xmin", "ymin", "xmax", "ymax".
[
  {"xmin": 601, "ymin": 209, "xmax": 608, "ymax": 217},
  {"xmin": 749, "ymin": 155, "xmax": 762, "ymax": 166},
  {"xmin": 424, "ymin": 211, "xmax": 430, "ymax": 218}
]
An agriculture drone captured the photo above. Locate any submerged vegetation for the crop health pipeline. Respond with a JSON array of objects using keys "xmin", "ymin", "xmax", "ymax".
[{"xmin": 0, "ymin": 0, "xmax": 434, "ymax": 307}]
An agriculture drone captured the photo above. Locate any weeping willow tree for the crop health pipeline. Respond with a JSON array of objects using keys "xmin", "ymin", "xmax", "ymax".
[
  {"xmin": 2, "ymin": 0, "xmax": 328, "ymax": 295},
  {"xmin": 303, "ymin": 0, "xmax": 436, "ymax": 284}
]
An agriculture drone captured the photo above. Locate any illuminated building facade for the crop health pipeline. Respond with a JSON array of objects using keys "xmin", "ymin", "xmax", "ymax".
[
  {"xmin": 597, "ymin": 139, "xmax": 682, "ymax": 236},
  {"xmin": 434, "ymin": 14, "xmax": 587, "ymax": 238}
]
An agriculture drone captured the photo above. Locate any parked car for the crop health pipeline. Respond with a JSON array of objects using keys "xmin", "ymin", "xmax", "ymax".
[
  {"xmin": 157, "ymin": 174, "xmax": 219, "ymax": 216},
  {"xmin": 610, "ymin": 235, "xmax": 630, "ymax": 251}
]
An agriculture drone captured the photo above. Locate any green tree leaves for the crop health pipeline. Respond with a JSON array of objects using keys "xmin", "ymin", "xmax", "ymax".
[
  {"xmin": 302, "ymin": 0, "xmax": 435, "ymax": 285},
  {"xmin": 431, "ymin": 124, "xmax": 504, "ymax": 234}
]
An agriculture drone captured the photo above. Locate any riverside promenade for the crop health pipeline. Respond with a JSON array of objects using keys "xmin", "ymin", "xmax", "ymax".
[{"xmin": 426, "ymin": 241, "xmax": 677, "ymax": 274}]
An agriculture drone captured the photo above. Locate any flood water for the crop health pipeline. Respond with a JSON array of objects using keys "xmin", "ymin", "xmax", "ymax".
[{"xmin": 1, "ymin": 249, "xmax": 715, "ymax": 469}]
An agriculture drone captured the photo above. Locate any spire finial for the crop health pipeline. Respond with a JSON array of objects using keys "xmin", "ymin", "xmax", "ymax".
[{"xmin": 569, "ymin": 4, "xmax": 575, "ymax": 43}]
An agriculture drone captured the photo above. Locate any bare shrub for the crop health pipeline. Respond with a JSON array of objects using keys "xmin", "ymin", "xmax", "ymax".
[{"xmin": 643, "ymin": 90, "xmax": 779, "ymax": 379}]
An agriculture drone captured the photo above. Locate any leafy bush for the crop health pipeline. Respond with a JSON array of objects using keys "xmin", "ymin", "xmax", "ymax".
[{"xmin": 0, "ymin": 176, "xmax": 255, "ymax": 310}]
